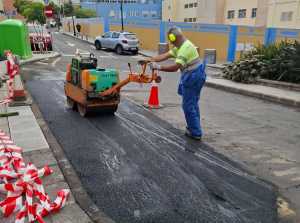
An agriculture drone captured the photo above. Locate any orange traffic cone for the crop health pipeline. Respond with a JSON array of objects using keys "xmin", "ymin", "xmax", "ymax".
[{"xmin": 144, "ymin": 81, "xmax": 162, "ymax": 109}]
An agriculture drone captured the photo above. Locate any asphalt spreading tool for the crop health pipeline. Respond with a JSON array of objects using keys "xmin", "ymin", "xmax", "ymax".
[{"xmin": 64, "ymin": 52, "xmax": 161, "ymax": 117}]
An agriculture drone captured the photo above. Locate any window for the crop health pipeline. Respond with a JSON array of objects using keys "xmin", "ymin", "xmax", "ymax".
[
  {"xmin": 281, "ymin": 11, "xmax": 293, "ymax": 21},
  {"xmin": 192, "ymin": 18, "xmax": 196, "ymax": 22},
  {"xmin": 112, "ymin": 32, "xmax": 120, "ymax": 38},
  {"xmin": 238, "ymin": 9, "xmax": 246, "ymax": 18},
  {"xmin": 142, "ymin": 10, "xmax": 149, "ymax": 17},
  {"xmin": 184, "ymin": 18, "xmax": 188, "ymax": 22},
  {"xmin": 103, "ymin": 32, "xmax": 111, "ymax": 38},
  {"xmin": 188, "ymin": 18, "xmax": 193, "ymax": 22},
  {"xmin": 184, "ymin": 2, "xmax": 198, "ymax": 9},
  {"xmin": 251, "ymin": 8, "xmax": 257, "ymax": 18},
  {"xmin": 227, "ymin": 10, "xmax": 234, "ymax": 19}
]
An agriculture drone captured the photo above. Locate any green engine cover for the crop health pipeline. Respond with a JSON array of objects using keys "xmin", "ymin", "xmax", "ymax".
[{"xmin": 89, "ymin": 69, "xmax": 119, "ymax": 92}]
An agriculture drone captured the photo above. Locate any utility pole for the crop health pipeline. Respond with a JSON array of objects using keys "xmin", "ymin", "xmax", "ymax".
[
  {"xmin": 72, "ymin": 15, "xmax": 76, "ymax": 36},
  {"xmin": 120, "ymin": 0, "xmax": 124, "ymax": 32},
  {"xmin": 70, "ymin": 1, "xmax": 76, "ymax": 36}
]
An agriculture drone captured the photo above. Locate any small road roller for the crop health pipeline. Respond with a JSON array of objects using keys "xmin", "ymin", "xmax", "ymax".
[{"xmin": 64, "ymin": 52, "xmax": 161, "ymax": 117}]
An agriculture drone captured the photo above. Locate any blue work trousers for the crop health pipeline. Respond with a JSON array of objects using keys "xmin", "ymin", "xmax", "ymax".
[{"xmin": 178, "ymin": 64, "xmax": 206, "ymax": 137}]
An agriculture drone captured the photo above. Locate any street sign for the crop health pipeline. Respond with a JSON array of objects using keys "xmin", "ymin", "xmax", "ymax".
[{"xmin": 44, "ymin": 5, "xmax": 53, "ymax": 18}]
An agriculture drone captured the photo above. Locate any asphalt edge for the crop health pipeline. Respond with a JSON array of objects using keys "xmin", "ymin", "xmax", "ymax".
[
  {"xmin": 20, "ymin": 52, "xmax": 61, "ymax": 66},
  {"xmin": 29, "ymin": 98, "xmax": 115, "ymax": 223},
  {"xmin": 126, "ymin": 96, "xmax": 289, "ymax": 221}
]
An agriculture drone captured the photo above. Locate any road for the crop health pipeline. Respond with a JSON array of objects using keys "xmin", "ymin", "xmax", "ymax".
[{"xmin": 22, "ymin": 32, "xmax": 281, "ymax": 222}]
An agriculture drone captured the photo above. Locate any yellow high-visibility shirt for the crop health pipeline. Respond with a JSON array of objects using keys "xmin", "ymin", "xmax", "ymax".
[{"xmin": 169, "ymin": 40, "xmax": 199, "ymax": 67}]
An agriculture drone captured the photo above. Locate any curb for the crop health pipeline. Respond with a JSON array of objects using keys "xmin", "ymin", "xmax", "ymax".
[
  {"xmin": 257, "ymin": 79, "xmax": 300, "ymax": 92},
  {"xmin": 62, "ymin": 32, "xmax": 94, "ymax": 45},
  {"xmin": 30, "ymin": 102, "xmax": 115, "ymax": 223},
  {"xmin": 205, "ymin": 80, "xmax": 300, "ymax": 109},
  {"xmin": 20, "ymin": 52, "xmax": 61, "ymax": 66},
  {"xmin": 207, "ymin": 64, "xmax": 226, "ymax": 69},
  {"xmin": 138, "ymin": 51, "xmax": 152, "ymax": 58}
]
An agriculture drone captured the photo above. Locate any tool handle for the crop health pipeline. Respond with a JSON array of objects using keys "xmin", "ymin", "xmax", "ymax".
[{"xmin": 128, "ymin": 63, "xmax": 132, "ymax": 74}]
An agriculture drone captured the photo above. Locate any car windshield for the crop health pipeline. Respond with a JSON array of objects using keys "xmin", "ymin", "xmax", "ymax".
[{"xmin": 124, "ymin": 34, "xmax": 137, "ymax": 40}]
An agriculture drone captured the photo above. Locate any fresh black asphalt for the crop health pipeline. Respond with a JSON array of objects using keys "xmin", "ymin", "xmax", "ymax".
[{"xmin": 26, "ymin": 79, "xmax": 278, "ymax": 223}]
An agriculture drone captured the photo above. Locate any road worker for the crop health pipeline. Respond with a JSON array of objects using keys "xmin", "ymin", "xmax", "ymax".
[{"xmin": 148, "ymin": 27, "xmax": 206, "ymax": 140}]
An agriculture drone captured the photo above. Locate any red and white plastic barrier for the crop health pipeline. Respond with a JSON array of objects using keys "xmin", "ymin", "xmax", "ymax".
[
  {"xmin": 0, "ymin": 130, "xmax": 70, "ymax": 222},
  {"xmin": 0, "ymin": 51, "xmax": 19, "ymax": 105},
  {"xmin": 6, "ymin": 51, "xmax": 19, "ymax": 100}
]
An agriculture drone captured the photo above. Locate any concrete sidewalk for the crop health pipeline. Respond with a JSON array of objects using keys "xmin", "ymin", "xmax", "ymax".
[
  {"xmin": 0, "ymin": 80, "xmax": 92, "ymax": 222},
  {"xmin": 20, "ymin": 51, "xmax": 61, "ymax": 65},
  {"xmin": 140, "ymin": 49, "xmax": 300, "ymax": 108}
]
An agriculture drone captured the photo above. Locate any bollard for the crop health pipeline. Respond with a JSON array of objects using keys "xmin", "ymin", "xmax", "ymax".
[
  {"xmin": 204, "ymin": 49, "xmax": 217, "ymax": 64},
  {"xmin": 158, "ymin": 43, "xmax": 169, "ymax": 55}
]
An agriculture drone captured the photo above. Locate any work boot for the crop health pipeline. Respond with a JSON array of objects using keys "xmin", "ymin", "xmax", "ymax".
[{"xmin": 185, "ymin": 127, "xmax": 202, "ymax": 141}]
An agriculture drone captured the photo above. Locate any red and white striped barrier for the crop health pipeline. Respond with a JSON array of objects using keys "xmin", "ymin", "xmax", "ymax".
[
  {"xmin": 0, "ymin": 130, "xmax": 70, "ymax": 222},
  {"xmin": 6, "ymin": 51, "xmax": 19, "ymax": 101},
  {"xmin": 0, "ymin": 51, "xmax": 22, "ymax": 105}
]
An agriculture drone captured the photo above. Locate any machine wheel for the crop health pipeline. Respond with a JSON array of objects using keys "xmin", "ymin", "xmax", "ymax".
[
  {"xmin": 67, "ymin": 97, "xmax": 76, "ymax": 110},
  {"xmin": 115, "ymin": 45, "xmax": 123, "ymax": 55},
  {"xmin": 95, "ymin": 41, "xmax": 102, "ymax": 50},
  {"xmin": 108, "ymin": 105, "xmax": 118, "ymax": 115},
  {"xmin": 77, "ymin": 103, "xmax": 88, "ymax": 117}
]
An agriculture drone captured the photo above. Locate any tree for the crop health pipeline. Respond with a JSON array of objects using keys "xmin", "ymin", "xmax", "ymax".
[
  {"xmin": 63, "ymin": 2, "xmax": 74, "ymax": 17},
  {"xmin": 22, "ymin": 2, "xmax": 46, "ymax": 24},
  {"xmin": 75, "ymin": 7, "xmax": 96, "ymax": 18},
  {"xmin": 13, "ymin": 0, "xmax": 30, "ymax": 14}
]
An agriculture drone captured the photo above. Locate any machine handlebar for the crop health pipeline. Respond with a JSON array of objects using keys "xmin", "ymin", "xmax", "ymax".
[{"xmin": 99, "ymin": 60, "xmax": 161, "ymax": 97}]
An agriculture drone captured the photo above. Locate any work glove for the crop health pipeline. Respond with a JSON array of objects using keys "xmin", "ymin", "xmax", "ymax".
[{"xmin": 149, "ymin": 62, "xmax": 161, "ymax": 70}]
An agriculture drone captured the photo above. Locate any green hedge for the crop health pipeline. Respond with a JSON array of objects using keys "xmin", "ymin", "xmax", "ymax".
[{"xmin": 223, "ymin": 41, "xmax": 300, "ymax": 84}]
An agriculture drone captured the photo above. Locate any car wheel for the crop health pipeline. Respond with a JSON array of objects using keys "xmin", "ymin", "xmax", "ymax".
[
  {"xmin": 115, "ymin": 45, "xmax": 123, "ymax": 55},
  {"xmin": 95, "ymin": 41, "xmax": 102, "ymax": 50}
]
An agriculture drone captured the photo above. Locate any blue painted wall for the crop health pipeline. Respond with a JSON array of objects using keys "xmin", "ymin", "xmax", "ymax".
[
  {"xmin": 81, "ymin": 0, "xmax": 162, "ymax": 20},
  {"xmin": 227, "ymin": 25, "xmax": 238, "ymax": 62}
]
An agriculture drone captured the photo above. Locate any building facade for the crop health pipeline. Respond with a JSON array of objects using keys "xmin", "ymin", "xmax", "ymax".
[
  {"xmin": 162, "ymin": 0, "xmax": 270, "ymax": 27},
  {"xmin": 0, "ymin": 0, "xmax": 3, "ymax": 12},
  {"xmin": 162, "ymin": 0, "xmax": 225, "ymax": 24},
  {"xmin": 267, "ymin": 0, "xmax": 300, "ymax": 29},
  {"xmin": 0, "ymin": 0, "xmax": 24, "ymax": 19},
  {"xmin": 81, "ymin": 0, "xmax": 162, "ymax": 20},
  {"xmin": 223, "ymin": 0, "xmax": 268, "ymax": 26}
]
